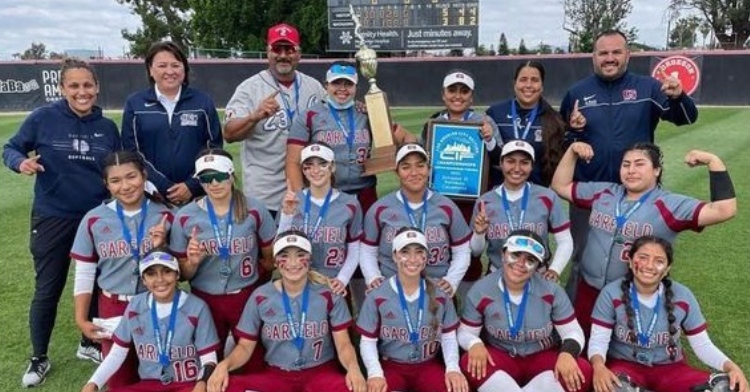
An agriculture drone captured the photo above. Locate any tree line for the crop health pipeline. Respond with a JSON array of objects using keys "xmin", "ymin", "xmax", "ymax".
[{"xmin": 12, "ymin": 0, "xmax": 750, "ymax": 60}]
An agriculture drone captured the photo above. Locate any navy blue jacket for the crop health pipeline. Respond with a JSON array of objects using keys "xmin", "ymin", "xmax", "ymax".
[
  {"xmin": 3, "ymin": 100, "xmax": 121, "ymax": 219},
  {"xmin": 487, "ymin": 99, "xmax": 558, "ymax": 186},
  {"xmin": 560, "ymin": 71, "xmax": 698, "ymax": 183},
  {"xmin": 121, "ymin": 85, "xmax": 222, "ymax": 197}
]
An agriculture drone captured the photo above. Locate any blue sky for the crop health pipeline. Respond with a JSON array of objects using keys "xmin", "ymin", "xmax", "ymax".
[{"xmin": 0, "ymin": 0, "xmax": 679, "ymax": 59}]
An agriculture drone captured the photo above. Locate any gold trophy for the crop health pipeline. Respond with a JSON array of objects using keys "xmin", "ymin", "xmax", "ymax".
[{"xmin": 351, "ymin": 4, "xmax": 397, "ymax": 175}]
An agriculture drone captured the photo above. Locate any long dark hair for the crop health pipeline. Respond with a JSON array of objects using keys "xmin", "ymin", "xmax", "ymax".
[
  {"xmin": 196, "ymin": 148, "xmax": 247, "ymax": 223},
  {"xmin": 102, "ymin": 151, "xmax": 166, "ymax": 206},
  {"xmin": 393, "ymin": 226, "xmax": 440, "ymax": 343},
  {"xmin": 620, "ymin": 235, "xmax": 678, "ymax": 361},
  {"xmin": 513, "ymin": 61, "xmax": 566, "ymax": 186},
  {"xmin": 145, "ymin": 41, "xmax": 190, "ymax": 86}
]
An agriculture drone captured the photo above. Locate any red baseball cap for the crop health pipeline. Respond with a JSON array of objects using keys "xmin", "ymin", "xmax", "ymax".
[{"xmin": 267, "ymin": 23, "xmax": 300, "ymax": 46}]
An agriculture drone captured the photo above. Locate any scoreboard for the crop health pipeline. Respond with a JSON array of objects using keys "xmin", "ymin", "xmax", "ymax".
[{"xmin": 328, "ymin": 0, "xmax": 479, "ymax": 52}]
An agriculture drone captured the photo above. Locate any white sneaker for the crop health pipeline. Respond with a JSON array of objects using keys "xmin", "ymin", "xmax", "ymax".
[
  {"xmin": 76, "ymin": 342, "xmax": 102, "ymax": 364},
  {"xmin": 21, "ymin": 356, "xmax": 50, "ymax": 387}
]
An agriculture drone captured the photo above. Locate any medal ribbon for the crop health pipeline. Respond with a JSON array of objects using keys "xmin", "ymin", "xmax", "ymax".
[
  {"xmin": 502, "ymin": 279, "xmax": 530, "ymax": 338},
  {"xmin": 206, "ymin": 197, "xmax": 234, "ymax": 270},
  {"xmin": 395, "ymin": 277, "xmax": 425, "ymax": 347},
  {"xmin": 281, "ymin": 282, "xmax": 310, "ymax": 353},
  {"xmin": 500, "ymin": 183, "xmax": 530, "ymax": 232},
  {"xmin": 440, "ymin": 110, "xmax": 472, "ymax": 121},
  {"xmin": 400, "ymin": 190, "xmax": 428, "ymax": 232},
  {"xmin": 303, "ymin": 188, "xmax": 333, "ymax": 241},
  {"xmin": 630, "ymin": 284, "xmax": 661, "ymax": 347},
  {"xmin": 614, "ymin": 188, "xmax": 655, "ymax": 235},
  {"xmin": 116, "ymin": 198, "xmax": 149, "ymax": 261},
  {"xmin": 328, "ymin": 103, "xmax": 357, "ymax": 157},
  {"xmin": 275, "ymin": 74, "xmax": 300, "ymax": 121},
  {"xmin": 511, "ymin": 100, "xmax": 540, "ymax": 140},
  {"xmin": 151, "ymin": 290, "xmax": 181, "ymax": 368}
]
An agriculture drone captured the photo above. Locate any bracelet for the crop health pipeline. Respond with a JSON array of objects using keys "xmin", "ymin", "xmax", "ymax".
[
  {"xmin": 709, "ymin": 171, "xmax": 736, "ymax": 201},
  {"xmin": 560, "ymin": 339, "xmax": 581, "ymax": 357},
  {"xmin": 199, "ymin": 363, "xmax": 216, "ymax": 382}
]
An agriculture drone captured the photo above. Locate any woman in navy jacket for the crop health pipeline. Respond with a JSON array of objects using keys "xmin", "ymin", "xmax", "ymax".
[
  {"xmin": 3, "ymin": 58, "xmax": 121, "ymax": 387},
  {"xmin": 121, "ymin": 41, "xmax": 222, "ymax": 206}
]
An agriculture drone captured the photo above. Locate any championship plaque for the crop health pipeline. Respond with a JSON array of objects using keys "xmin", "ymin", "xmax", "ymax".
[
  {"xmin": 350, "ymin": 5, "xmax": 397, "ymax": 175},
  {"xmin": 424, "ymin": 120, "xmax": 488, "ymax": 200}
]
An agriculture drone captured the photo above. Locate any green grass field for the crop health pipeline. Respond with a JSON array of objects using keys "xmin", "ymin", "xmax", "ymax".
[{"xmin": 1, "ymin": 108, "xmax": 749, "ymax": 391}]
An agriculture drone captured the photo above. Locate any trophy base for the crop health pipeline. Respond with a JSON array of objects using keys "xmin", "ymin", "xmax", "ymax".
[{"xmin": 362, "ymin": 144, "xmax": 398, "ymax": 176}]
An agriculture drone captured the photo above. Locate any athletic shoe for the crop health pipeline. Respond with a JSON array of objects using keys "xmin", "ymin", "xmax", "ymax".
[
  {"xmin": 21, "ymin": 356, "xmax": 50, "ymax": 388},
  {"xmin": 76, "ymin": 341, "xmax": 102, "ymax": 364}
]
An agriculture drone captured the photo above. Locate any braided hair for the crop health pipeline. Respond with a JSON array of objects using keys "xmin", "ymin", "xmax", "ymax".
[{"xmin": 621, "ymin": 235, "xmax": 678, "ymax": 360}]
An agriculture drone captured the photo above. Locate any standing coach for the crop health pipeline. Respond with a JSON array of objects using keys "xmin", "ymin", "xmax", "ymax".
[{"xmin": 558, "ymin": 29, "xmax": 698, "ymax": 299}]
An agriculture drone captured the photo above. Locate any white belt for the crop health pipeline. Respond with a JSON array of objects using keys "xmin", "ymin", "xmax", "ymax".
[{"xmin": 101, "ymin": 290, "xmax": 135, "ymax": 302}]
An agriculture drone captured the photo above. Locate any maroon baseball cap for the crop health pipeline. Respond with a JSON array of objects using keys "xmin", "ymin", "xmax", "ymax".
[{"xmin": 267, "ymin": 23, "xmax": 300, "ymax": 46}]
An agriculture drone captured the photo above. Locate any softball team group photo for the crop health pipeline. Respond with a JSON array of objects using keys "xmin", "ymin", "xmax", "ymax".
[{"xmin": 2, "ymin": 22, "xmax": 746, "ymax": 392}]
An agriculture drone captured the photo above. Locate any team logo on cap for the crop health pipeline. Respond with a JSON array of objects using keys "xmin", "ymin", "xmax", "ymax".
[
  {"xmin": 408, "ymin": 145, "xmax": 417, "ymax": 151},
  {"xmin": 203, "ymin": 156, "xmax": 214, "ymax": 162},
  {"xmin": 407, "ymin": 231, "xmax": 417, "ymax": 238},
  {"xmin": 287, "ymin": 235, "xmax": 297, "ymax": 242},
  {"xmin": 275, "ymin": 25, "xmax": 292, "ymax": 36},
  {"xmin": 311, "ymin": 145, "xmax": 320, "ymax": 151},
  {"xmin": 455, "ymin": 73, "xmax": 465, "ymax": 79}
]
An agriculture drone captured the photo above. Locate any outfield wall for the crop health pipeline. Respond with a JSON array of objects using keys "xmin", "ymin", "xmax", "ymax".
[{"xmin": 1, "ymin": 51, "xmax": 748, "ymax": 112}]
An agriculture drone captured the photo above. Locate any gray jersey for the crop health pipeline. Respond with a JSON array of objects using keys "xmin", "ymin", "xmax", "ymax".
[
  {"xmin": 225, "ymin": 70, "xmax": 326, "ymax": 210},
  {"xmin": 356, "ymin": 277, "xmax": 459, "ymax": 363},
  {"xmin": 363, "ymin": 191, "xmax": 471, "ymax": 279},
  {"xmin": 71, "ymin": 200, "xmax": 174, "ymax": 295},
  {"xmin": 461, "ymin": 270, "xmax": 574, "ymax": 357},
  {"xmin": 170, "ymin": 197, "xmax": 275, "ymax": 294},
  {"xmin": 282, "ymin": 190, "xmax": 363, "ymax": 278},
  {"xmin": 288, "ymin": 102, "xmax": 376, "ymax": 192},
  {"xmin": 235, "ymin": 281, "xmax": 352, "ymax": 371},
  {"xmin": 112, "ymin": 291, "xmax": 219, "ymax": 382},
  {"xmin": 471, "ymin": 184, "xmax": 569, "ymax": 270},
  {"xmin": 572, "ymin": 183, "xmax": 705, "ymax": 289},
  {"xmin": 592, "ymin": 278, "xmax": 706, "ymax": 365}
]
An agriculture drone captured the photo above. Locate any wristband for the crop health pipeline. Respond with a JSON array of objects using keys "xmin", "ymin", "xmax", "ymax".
[
  {"xmin": 709, "ymin": 171, "xmax": 735, "ymax": 201},
  {"xmin": 199, "ymin": 363, "xmax": 216, "ymax": 382},
  {"xmin": 560, "ymin": 339, "xmax": 581, "ymax": 357}
]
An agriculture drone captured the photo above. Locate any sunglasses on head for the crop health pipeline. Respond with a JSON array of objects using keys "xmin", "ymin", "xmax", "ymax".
[
  {"xmin": 506, "ymin": 236, "xmax": 545, "ymax": 256},
  {"xmin": 198, "ymin": 171, "xmax": 231, "ymax": 184},
  {"xmin": 270, "ymin": 44, "xmax": 298, "ymax": 54},
  {"xmin": 141, "ymin": 251, "xmax": 176, "ymax": 265}
]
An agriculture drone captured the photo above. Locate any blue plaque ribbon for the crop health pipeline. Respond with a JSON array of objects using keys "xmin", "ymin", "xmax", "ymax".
[
  {"xmin": 275, "ymin": 74, "xmax": 300, "ymax": 121},
  {"xmin": 116, "ymin": 198, "xmax": 149, "ymax": 262},
  {"xmin": 151, "ymin": 290, "xmax": 181, "ymax": 368},
  {"xmin": 328, "ymin": 103, "xmax": 357, "ymax": 157},
  {"xmin": 400, "ymin": 189, "xmax": 428, "ymax": 232},
  {"xmin": 511, "ymin": 100, "xmax": 539, "ymax": 140},
  {"xmin": 630, "ymin": 284, "xmax": 661, "ymax": 347},
  {"xmin": 502, "ymin": 279, "xmax": 530, "ymax": 338},
  {"xmin": 395, "ymin": 277, "xmax": 425, "ymax": 348},
  {"xmin": 281, "ymin": 282, "xmax": 310, "ymax": 353},
  {"xmin": 614, "ymin": 188, "xmax": 655, "ymax": 235},
  {"xmin": 303, "ymin": 187, "xmax": 333, "ymax": 240},
  {"xmin": 500, "ymin": 183, "xmax": 530, "ymax": 232},
  {"xmin": 206, "ymin": 197, "xmax": 234, "ymax": 271}
]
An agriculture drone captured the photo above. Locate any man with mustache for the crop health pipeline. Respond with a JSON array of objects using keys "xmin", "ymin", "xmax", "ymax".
[
  {"xmin": 558, "ymin": 29, "xmax": 698, "ymax": 300},
  {"xmin": 223, "ymin": 23, "xmax": 326, "ymax": 218}
]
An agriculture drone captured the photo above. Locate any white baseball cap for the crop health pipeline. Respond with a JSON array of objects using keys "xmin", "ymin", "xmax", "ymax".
[
  {"xmin": 194, "ymin": 154, "xmax": 235, "ymax": 176},
  {"xmin": 300, "ymin": 143, "xmax": 335, "ymax": 163},
  {"xmin": 503, "ymin": 234, "xmax": 546, "ymax": 263},
  {"xmin": 139, "ymin": 251, "xmax": 180, "ymax": 276},
  {"xmin": 392, "ymin": 229, "xmax": 428, "ymax": 253},
  {"xmin": 443, "ymin": 71, "xmax": 475, "ymax": 90},
  {"xmin": 395, "ymin": 143, "xmax": 428, "ymax": 165},
  {"xmin": 273, "ymin": 233, "xmax": 312, "ymax": 257},
  {"xmin": 326, "ymin": 63, "xmax": 358, "ymax": 84},
  {"xmin": 501, "ymin": 140, "xmax": 535, "ymax": 162}
]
